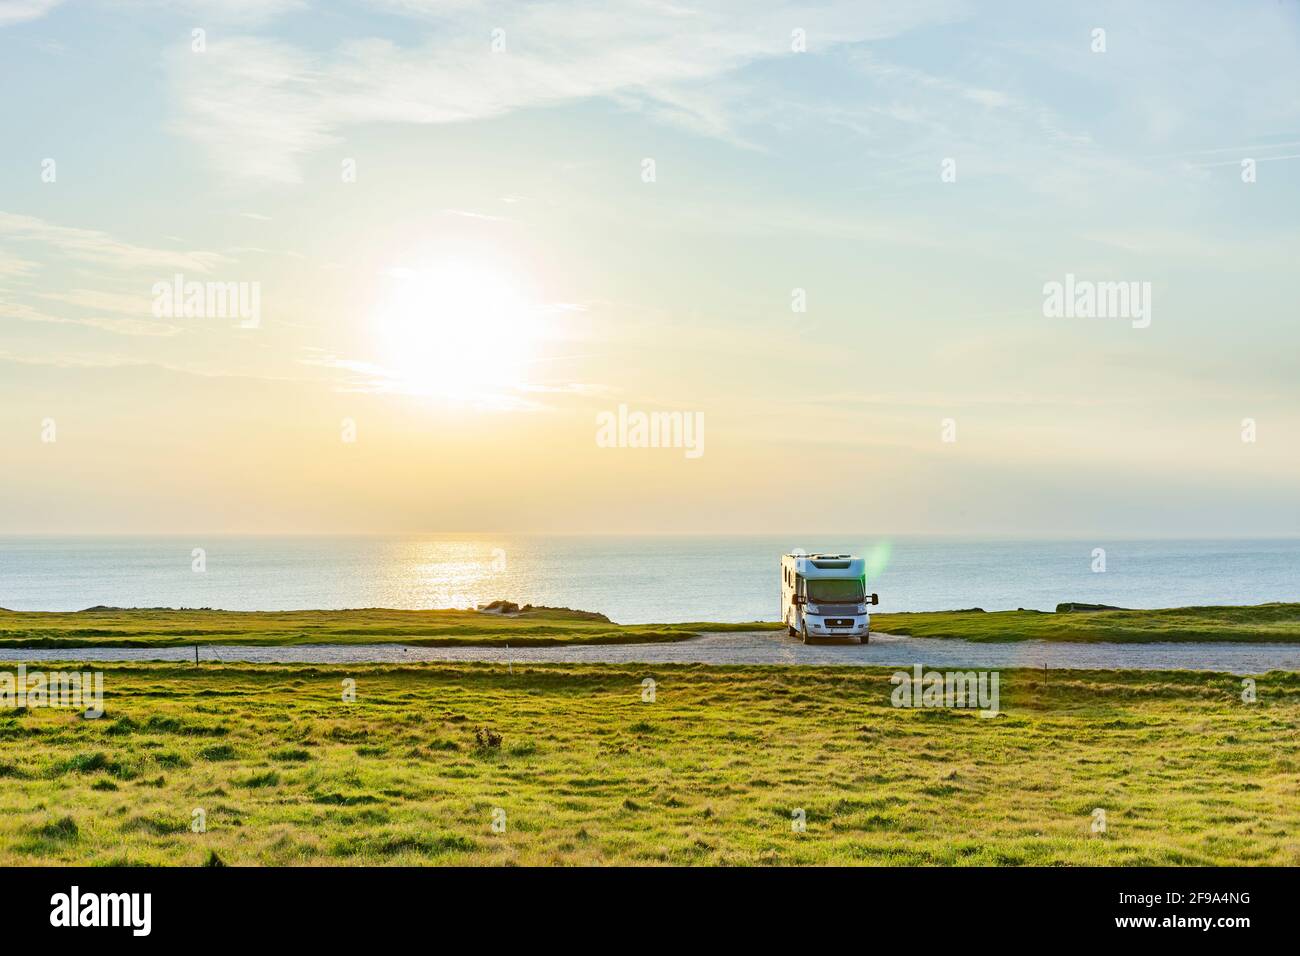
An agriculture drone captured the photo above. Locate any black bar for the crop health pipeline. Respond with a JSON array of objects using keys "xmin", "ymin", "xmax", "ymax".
[{"xmin": 3, "ymin": 866, "xmax": 1281, "ymax": 940}]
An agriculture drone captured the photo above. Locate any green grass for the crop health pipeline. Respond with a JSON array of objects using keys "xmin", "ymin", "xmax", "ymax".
[
  {"xmin": 3, "ymin": 602, "xmax": 1298, "ymax": 649},
  {"xmin": 0, "ymin": 661, "xmax": 1296, "ymax": 865},
  {"xmin": 0, "ymin": 607, "xmax": 782, "ymax": 649},
  {"xmin": 874, "ymin": 603, "xmax": 1300, "ymax": 643}
]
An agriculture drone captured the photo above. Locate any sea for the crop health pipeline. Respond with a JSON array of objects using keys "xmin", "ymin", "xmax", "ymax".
[{"xmin": 1, "ymin": 535, "xmax": 1297, "ymax": 624}]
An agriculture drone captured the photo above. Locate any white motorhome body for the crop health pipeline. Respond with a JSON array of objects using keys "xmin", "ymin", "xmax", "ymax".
[{"xmin": 781, "ymin": 553, "xmax": 878, "ymax": 643}]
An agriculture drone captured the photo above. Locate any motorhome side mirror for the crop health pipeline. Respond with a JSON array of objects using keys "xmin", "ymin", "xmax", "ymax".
[
  {"xmin": 793, "ymin": 594, "xmax": 806, "ymax": 606},
  {"xmin": 871, "ymin": 593, "xmax": 879, "ymax": 606}
]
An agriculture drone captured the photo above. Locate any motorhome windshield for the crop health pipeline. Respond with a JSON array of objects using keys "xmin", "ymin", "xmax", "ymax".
[{"xmin": 807, "ymin": 579, "xmax": 865, "ymax": 603}]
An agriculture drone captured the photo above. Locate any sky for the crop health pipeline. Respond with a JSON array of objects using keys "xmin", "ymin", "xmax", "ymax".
[{"xmin": 1, "ymin": 0, "xmax": 1298, "ymax": 536}]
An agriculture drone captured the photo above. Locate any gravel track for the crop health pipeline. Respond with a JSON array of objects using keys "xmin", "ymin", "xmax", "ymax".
[{"xmin": 5, "ymin": 630, "xmax": 1300, "ymax": 673}]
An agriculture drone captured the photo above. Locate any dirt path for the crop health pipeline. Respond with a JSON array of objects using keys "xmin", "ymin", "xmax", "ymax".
[{"xmin": 6, "ymin": 630, "xmax": 1300, "ymax": 673}]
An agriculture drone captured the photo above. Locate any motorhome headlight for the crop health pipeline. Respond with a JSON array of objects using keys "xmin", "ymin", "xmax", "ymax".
[
  {"xmin": 856, "ymin": 603, "xmax": 867, "ymax": 614},
  {"xmin": 806, "ymin": 604, "xmax": 821, "ymax": 615}
]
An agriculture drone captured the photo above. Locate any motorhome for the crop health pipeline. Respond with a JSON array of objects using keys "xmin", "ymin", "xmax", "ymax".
[{"xmin": 781, "ymin": 553, "xmax": 879, "ymax": 643}]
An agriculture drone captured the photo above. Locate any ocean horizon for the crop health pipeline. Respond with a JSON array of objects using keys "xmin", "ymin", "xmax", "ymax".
[{"xmin": 3, "ymin": 535, "xmax": 1297, "ymax": 624}]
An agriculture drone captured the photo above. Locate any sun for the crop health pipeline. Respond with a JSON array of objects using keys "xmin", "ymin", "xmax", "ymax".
[{"xmin": 373, "ymin": 259, "xmax": 538, "ymax": 402}]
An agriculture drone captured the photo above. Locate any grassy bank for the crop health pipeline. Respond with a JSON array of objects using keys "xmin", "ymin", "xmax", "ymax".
[
  {"xmin": 3, "ymin": 602, "xmax": 1298, "ymax": 649},
  {"xmin": 1, "ymin": 661, "xmax": 1296, "ymax": 865},
  {"xmin": 0, "ymin": 607, "xmax": 782, "ymax": 649},
  {"xmin": 873, "ymin": 603, "xmax": 1300, "ymax": 643}
]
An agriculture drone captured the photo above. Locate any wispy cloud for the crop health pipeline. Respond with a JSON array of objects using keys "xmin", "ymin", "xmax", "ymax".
[
  {"xmin": 0, "ymin": 0, "xmax": 64, "ymax": 26},
  {"xmin": 167, "ymin": 0, "xmax": 965, "ymax": 183},
  {"xmin": 0, "ymin": 212, "xmax": 230, "ymax": 273},
  {"xmin": 0, "ymin": 300, "xmax": 180, "ymax": 337},
  {"xmin": 35, "ymin": 288, "xmax": 157, "ymax": 316},
  {"xmin": 0, "ymin": 348, "xmax": 138, "ymax": 369},
  {"xmin": 0, "ymin": 249, "xmax": 39, "ymax": 277},
  {"xmin": 118, "ymin": 0, "xmax": 306, "ymax": 25},
  {"xmin": 440, "ymin": 208, "xmax": 510, "ymax": 223}
]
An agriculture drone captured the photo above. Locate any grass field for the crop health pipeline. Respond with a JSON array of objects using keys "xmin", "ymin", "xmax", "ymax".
[
  {"xmin": 1, "ymin": 660, "xmax": 1296, "ymax": 865},
  {"xmin": 873, "ymin": 603, "xmax": 1300, "ymax": 643},
  {"xmin": 3, "ymin": 603, "xmax": 1298, "ymax": 649},
  {"xmin": 0, "ymin": 606, "xmax": 781, "ymax": 649}
]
